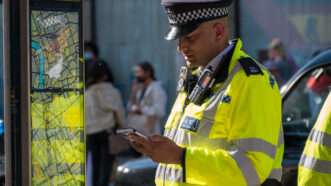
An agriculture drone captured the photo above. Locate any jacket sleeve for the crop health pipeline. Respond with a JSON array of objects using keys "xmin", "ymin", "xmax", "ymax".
[{"xmin": 184, "ymin": 72, "xmax": 282, "ymax": 185}]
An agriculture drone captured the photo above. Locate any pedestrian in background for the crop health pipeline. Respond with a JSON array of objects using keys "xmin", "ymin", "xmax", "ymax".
[
  {"xmin": 265, "ymin": 38, "xmax": 298, "ymax": 87},
  {"xmin": 86, "ymin": 60, "xmax": 125, "ymax": 186},
  {"xmin": 84, "ymin": 42, "xmax": 99, "ymax": 62},
  {"xmin": 127, "ymin": 62, "xmax": 167, "ymax": 136}
]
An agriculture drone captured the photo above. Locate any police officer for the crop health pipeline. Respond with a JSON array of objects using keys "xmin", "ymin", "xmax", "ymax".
[
  {"xmin": 128, "ymin": 0, "xmax": 284, "ymax": 185},
  {"xmin": 298, "ymin": 92, "xmax": 331, "ymax": 186}
]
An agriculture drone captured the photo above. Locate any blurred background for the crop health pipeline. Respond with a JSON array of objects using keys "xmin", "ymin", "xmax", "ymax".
[{"xmin": 82, "ymin": 0, "xmax": 331, "ymax": 110}]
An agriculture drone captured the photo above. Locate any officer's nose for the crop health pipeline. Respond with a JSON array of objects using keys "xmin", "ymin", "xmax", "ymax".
[{"xmin": 177, "ymin": 38, "xmax": 189, "ymax": 53}]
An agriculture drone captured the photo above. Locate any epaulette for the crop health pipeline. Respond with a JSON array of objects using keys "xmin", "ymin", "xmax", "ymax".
[{"xmin": 238, "ymin": 57, "xmax": 264, "ymax": 76}]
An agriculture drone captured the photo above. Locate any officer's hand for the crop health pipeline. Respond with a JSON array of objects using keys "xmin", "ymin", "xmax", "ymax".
[
  {"xmin": 128, "ymin": 134, "xmax": 184, "ymax": 164},
  {"xmin": 128, "ymin": 133, "xmax": 153, "ymax": 156}
]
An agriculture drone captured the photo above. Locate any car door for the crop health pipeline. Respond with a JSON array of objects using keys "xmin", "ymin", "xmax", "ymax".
[{"xmin": 281, "ymin": 63, "xmax": 331, "ymax": 185}]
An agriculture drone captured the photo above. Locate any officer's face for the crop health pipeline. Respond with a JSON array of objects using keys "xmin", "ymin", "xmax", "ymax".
[{"xmin": 177, "ymin": 22, "xmax": 220, "ymax": 68}]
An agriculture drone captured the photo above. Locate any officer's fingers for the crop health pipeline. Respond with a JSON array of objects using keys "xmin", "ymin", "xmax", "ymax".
[
  {"xmin": 130, "ymin": 141, "xmax": 147, "ymax": 154},
  {"xmin": 128, "ymin": 133, "xmax": 141, "ymax": 142},
  {"xmin": 128, "ymin": 133, "xmax": 154, "ymax": 154},
  {"xmin": 127, "ymin": 133, "xmax": 136, "ymax": 142},
  {"xmin": 129, "ymin": 133, "xmax": 149, "ymax": 144}
]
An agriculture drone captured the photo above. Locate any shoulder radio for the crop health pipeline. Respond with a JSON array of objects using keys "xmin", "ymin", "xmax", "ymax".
[{"xmin": 188, "ymin": 40, "xmax": 237, "ymax": 105}]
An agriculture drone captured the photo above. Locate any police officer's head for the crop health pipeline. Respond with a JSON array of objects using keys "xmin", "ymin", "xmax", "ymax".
[{"xmin": 162, "ymin": 0, "xmax": 233, "ymax": 68}]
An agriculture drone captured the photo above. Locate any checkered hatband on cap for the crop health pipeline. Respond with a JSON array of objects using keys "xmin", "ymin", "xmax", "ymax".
[
  {"xmin": 162, "ymin": 0, "xmax": 233, "ymax": 40},
  {"xmin": 167, "ymin": 6, "xmax": 229, "ymax": 25},
  {"xmin": 168, "ymin": 7, "xmax": 229, "ymax": 24}
]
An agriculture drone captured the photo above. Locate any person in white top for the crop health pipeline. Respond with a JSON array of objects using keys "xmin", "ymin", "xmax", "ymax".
[
  {"xmin": 86, "ymin": 60, "xmax": 125, "ymax": 186},
  {"xmin": 127, "ymin": 62, "xmax": 167, "ymax": 136}
]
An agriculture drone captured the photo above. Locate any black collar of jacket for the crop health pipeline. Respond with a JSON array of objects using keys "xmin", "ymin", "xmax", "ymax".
[
  {"xmin": 186, "ymin": 69, "xmax": 199, "ymax": 94},
  {"xmin": 213, "ymin": 44, "xmax": 235, "ymax": 84},
  {"xmin": 181, "ymin": 42, "xmax": 235, "ymax": 94},
  {"xmin": 183, "ymin": 55, "xmax": 232, "ymax": 95}
]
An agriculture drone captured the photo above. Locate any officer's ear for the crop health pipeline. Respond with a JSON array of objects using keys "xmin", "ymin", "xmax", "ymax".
[{"xmin": 213, "ymin": 22, "xmax": 225, "ymax": 41}]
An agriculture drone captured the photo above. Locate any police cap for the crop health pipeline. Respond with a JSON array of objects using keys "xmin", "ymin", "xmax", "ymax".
[{"xmin": 162, "ymin": 0, "xmax": 233, "ymax": 40}]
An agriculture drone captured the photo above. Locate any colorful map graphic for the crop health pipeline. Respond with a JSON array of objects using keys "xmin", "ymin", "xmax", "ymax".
[{"xmin": 30, "ymin": 10, "xmax": 84, "ymax": 186}]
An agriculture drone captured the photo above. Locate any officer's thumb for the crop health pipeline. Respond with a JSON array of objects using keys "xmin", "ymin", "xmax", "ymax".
[{"xmin": 150, "ymin": 135, "xmax": 167, "ymax": 142}]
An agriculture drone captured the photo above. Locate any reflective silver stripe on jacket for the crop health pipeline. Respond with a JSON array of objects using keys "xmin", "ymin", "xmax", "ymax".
[
  {"xmin": 234, "ymin": 138, "xmax": 277, "ymax": 159},
  {"xmin": 278, "ymin": 127, "xmax": 284, "ymax": 146},
  {"xmin": 309, "ymin": 129, "xmax": 331, "ymax": 148},
  {"xmin": 166, "ymin": 126, "xmax": 277, "ymax": 158},
  {"xmin": 155, "ymin": 165, "xmax": 183, "ymax": 182},
  {"xmin": 164, "ymin": 127, "xmax": 177, "ymax": 139},
  {"xmin": 267, "ymin": 127, "xmax": 283, "ymax": 182},
  {"xmin": 229, "ymin": 150, "xmax": 260, "ymax": 186},
  {"xmin": 268, "ymin": 168, "xmax": 282, "ymax": 181},
  {"xmin": 300, "ymin": 155, "xmax": 331, "ymax": 174}
]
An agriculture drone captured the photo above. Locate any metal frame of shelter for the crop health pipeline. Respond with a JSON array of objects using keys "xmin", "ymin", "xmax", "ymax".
[{"xmin": 4, "ymin": 0, "xmax": 84, "ymax": 185}]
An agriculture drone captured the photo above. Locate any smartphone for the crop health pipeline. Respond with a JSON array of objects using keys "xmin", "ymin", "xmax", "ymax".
[{"xmin": 116, "ymin": 128, "xmax": 147, "ymax": 139}]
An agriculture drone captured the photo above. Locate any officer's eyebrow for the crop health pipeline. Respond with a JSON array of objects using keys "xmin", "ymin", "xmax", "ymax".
[{"xmin": 186, "ymin": 26, "xmax": 202, "ymax": 39}]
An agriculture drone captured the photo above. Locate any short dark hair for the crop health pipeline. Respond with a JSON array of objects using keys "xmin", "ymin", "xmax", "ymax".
[
  {"xmin": 86, "ymin": 60, "xmax": 114, "ymax": 88},
  {"xmin": 84, "ymin": 41, "xmax": 99, "ymax": 58},
  {"xmin": 137, "ymin": 61, "xmax": 156, "ymax": 80}
]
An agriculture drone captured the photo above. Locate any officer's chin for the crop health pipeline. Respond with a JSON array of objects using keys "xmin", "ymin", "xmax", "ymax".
[
  {"xmin": 185, "ymin": 61, "xmax": 195, "ymax": 68},
  {"xmin": 185, "ymin": 60, "xmax": 200, "ymax": 69}
]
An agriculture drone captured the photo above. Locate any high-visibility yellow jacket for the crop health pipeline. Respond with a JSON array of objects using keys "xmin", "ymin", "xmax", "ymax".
[
  {"xmin": 298, "ymin": 92, "xmax": 331, "ymax": 186},
  {"xmin": 155, "ymin": 39, "xmax": 284, "ymax": 186}
]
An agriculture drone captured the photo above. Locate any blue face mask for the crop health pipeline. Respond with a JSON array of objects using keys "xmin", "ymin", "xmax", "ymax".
[{"xmin": 84, "ymin": 51, "xmax": 94, "ymax": 61}]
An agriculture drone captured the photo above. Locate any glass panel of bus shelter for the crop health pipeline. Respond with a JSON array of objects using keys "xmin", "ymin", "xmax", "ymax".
[
  {"xmin": 0, "ymin": 2, "xmax": 4, "ymax": 184},
  {"xmin": 30, "ymin": 1, "xmax": 84, "ymax": 185}
]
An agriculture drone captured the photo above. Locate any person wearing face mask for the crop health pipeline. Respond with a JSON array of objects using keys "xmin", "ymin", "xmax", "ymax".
[
  {"xmin": 86, "ymin": 60, "xmax": 125, "ymax": 186},
  {"xmin": 84, "ymin": 42, "xmax": 99, "ymax": 62},
  {"xmin": 84, "ymin": 41, "xmax": 114, "ymax": 95},
  {"xmin": 264, "ymin": 38, "xmax": 298, "ymax": 87},
  {"xmin": 127, "ymin": 62, "xmax": 167, "ymax": 136}
]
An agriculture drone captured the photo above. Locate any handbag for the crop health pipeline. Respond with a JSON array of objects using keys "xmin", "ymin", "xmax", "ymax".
[
  {"xmin": 108, "ymin": 111, "xmax": 130, "ymax": 155},
  {"xmin": 108, "ymin": 130, "xmax": 130, "ymax": 155}
]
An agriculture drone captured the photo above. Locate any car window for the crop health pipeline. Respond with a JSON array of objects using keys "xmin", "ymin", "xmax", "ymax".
[
  {"xmin": 283, "ymin": 66, "xmax": 331, "ymax": 126},
  {"xmin": 282, "ymin": 66, "xmax": 331, "ymax": 164}
]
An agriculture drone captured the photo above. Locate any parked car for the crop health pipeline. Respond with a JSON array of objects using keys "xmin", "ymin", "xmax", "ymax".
[
  {"xmin": 281, "ymin": 49, "xmax": 331, "ymax": 185},
  {"xmin": 114, "ymin": 49, "xmax": 331, "ymax": 186},
  {"xmin": 114, "ymin": 158, "xmax": 157, "ymax": 186}
]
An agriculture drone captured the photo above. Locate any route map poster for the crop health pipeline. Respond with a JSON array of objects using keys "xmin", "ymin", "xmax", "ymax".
[{"xmin": 30, "ymin": 7, "xmax": 84, "ymax": 185}]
